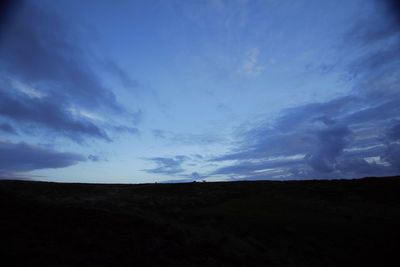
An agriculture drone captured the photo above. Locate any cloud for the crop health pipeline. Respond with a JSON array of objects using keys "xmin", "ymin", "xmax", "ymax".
[
  {"xmin": 103, "ymin": 60, "xmax": 139, "ymax": 88},
  {"xmin": 211, "ymin": 88, "xmax": 399, "ymax": 179},
  {"xmin": 152, "ymin": 129, "xmax": 167, "ymax": 139},
  {"xmin": 142, "ymin": 155, "xmax": 209, "ymax": 182},
  {"xmin": 383, "ymin": 144, "xmax": 400, "ymax": 170},
  {"xmin": 212, "ymin": 156, "xmax": 304, "ymax": 176},
  {"xmin": 0, "ymin": 2, "xmax": 137, "ymax": 142},
  {"xmin": 0, "ymin": 122, "xmax": 17, "ymax": 135},
  {"xmin": 88, "ymin": 154, "xmax": 100, "ymax": 162},
  {"xmin": 305, "ymin": 63, "xmax": 336, "ymax": 75},
  {"xmin": 0, "ymin": 83, "xmax": 110, "ymax": 141},
  {"xmin": 304, "ymin": 124, "xmax": 352, "ymax": 173},
  {"xmin": 239, "ymin": 47, "xmax": 263, "ymax": 76},
  {"xmin": 211, "ymin": 4, "xmax": 400, "ymax": 180},
  {"xmin": 0, "ymin": 140, "xmax": 85, "ymax": 178},
  {"xmin": 142, "ymin": 156, "xmax": 190, "ymax": 175},
  {"xmin": 152, "ymin": 129, "xmax": 227, "ymax": 146},
  {"xmin": 382, "ymin": 120, "xmax": 400, "ymax": 170},
  {"xmin": 112, "ymin": 125, "xmax": 139, "ymax": 135},
  {"xmin": 387, "ymin": 120, "xmax": 400, "ymax": 141},
  {"xmin": 212, "ymin": 96, "xmax": 357, "ymax": 163},
  {"xmin": 0, "ymin": 3, "xmax": 118, "ymax": 110}
]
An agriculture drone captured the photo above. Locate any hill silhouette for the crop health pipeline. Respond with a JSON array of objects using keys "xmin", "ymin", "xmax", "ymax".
[{"xmin": 1, "ymin": 177, "xmax": 399, "ymax": 266}]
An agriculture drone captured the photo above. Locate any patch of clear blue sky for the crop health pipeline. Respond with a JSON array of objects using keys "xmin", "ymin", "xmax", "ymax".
[{"xmin": 30, "ymin": 0, "xmax": 373, "ymax": 183}]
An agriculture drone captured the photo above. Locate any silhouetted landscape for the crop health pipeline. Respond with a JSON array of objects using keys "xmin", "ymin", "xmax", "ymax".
[{"xmin": 1, "ymin": 177, "xmax": 399, "ymax": 266}]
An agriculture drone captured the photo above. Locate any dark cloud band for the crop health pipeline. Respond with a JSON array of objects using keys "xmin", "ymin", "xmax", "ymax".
[{"xmin": 0, "ymin": 141, "xmax": 85, "ymax": 178}]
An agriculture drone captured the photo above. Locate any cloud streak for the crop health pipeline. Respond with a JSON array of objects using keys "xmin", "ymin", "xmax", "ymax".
[
  {"xmin": 0, "ymin": 83, "xmax": 110, "ymax": 141},
  {"xmin": 152, "ymin": 129, "xmax": 227, "ymax": 146},
  {"xmin": 0, "ymin": 122, "xmax": 17, "ymax": 135},
  {"xmin": 142, "ymin": 156, "xmax": 190, "ymax": 175},
  {"xmin": 0, "ymin": 141, "xmax": 85, "ymax": 179}
]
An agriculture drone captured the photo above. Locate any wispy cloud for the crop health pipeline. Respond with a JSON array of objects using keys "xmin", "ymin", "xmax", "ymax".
[
  {"xmin": 239, "ymin": 47, "xmax": 263, "ymax": 77},
  {"xmin": 152, "ymin": 129, "xmax": 228, "ymax": 146},
  {"xmin": 102, "ymin": 60, "xmax": 139, "ymax": 89}
]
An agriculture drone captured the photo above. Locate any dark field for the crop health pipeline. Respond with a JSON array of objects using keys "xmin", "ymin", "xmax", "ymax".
[{"xmin": 1, "ymin": 177, "xmax": 399, "ymax": 266}]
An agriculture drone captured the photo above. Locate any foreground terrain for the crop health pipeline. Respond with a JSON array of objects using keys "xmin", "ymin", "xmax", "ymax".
[{"xmin": 1, "ymin": 177, "xmax": 399, "ymax": 266}]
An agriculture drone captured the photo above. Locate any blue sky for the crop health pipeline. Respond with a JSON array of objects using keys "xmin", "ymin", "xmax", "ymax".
[{"xmin": 0, "ymin": 0, "xmax": 399, "ymax": 183}]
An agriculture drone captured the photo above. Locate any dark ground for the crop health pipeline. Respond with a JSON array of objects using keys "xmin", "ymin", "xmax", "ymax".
[{"xmin": 0, "ymin": 177, "xmax": 399, "ymax": 266}]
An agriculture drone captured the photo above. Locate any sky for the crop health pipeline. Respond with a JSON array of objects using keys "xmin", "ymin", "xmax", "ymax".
[{"xmin": 0, "ymin": 0, "xmax": 399, "ymax": 183}]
